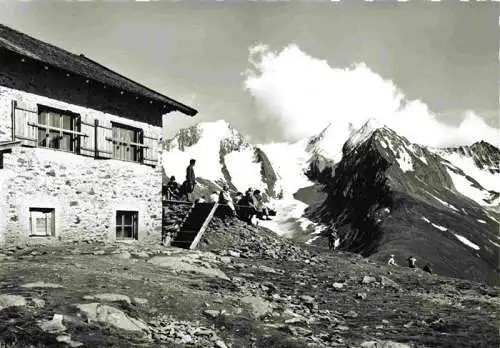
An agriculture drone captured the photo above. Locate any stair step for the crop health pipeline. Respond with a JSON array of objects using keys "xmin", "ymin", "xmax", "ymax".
[{"xmin": 171, "ymin": 202, "xmax": 218, "ymax": 250}]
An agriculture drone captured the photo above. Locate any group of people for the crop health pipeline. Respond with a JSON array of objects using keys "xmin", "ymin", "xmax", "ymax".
[
  {"xmin": 210, "ymin": 186, "xmax": 275, "ymax": 225},
  {"xmin": 388, "ymin": 254, "xmax": 433, "ymax": 274},
  {"xmin": 163, "ymin": 159, "xmax": 197, "ymax": 202},
  {"xmin": 162, "ymin": 158, "xmax": 275, "ymax": 225},
  {"xmin": 324, "ymin": 226, "xmax": 434, "ymax": 275}
]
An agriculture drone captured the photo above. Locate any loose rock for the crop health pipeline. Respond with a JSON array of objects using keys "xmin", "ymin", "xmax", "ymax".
[{"xmin": 0, "ymin": 294, "xmax": 26, "ymax": 311}]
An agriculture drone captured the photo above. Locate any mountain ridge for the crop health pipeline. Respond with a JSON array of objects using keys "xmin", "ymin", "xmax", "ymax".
[
  {"xmin": 305, "ymin": 122, "xmax": 499, "ymax": 285},
  {"xmin": 162, "ymin": 119, "xmax": 499, "ymax": 284}
]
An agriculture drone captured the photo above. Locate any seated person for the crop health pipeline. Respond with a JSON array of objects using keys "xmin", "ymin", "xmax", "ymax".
[
  {"xmin": 237, "ymin": 188, "xmax": 257, "ymax": 224},
  {"xmin": 166, "ymin": 176, "xmax": 180, "ymax": 200},
  {"xmin": 253, "ymin": 190, "xmax": 271, "ymax": 220},
  {"xmin": 217, "ymin": 185, "xmax": 235, "ymax": 225}
]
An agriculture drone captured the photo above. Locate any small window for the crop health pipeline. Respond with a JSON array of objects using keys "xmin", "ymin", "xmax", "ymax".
[
  {"xmin": 29, "ymin": 208, "xmax": 55, "ymax": 237},
  {"xmin": 116, "ymin": 210, "xmax": 138, "ymax": 240},
  {"xmin": 111, "ymin": 123, "xmax": 144, "ymax": 163},
  {"xmin": 37, "ymin": 105, "xmax": 80, "ymax": 153}
]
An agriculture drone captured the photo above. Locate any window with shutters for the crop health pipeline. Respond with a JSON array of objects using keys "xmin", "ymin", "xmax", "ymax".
[
  {"xmin": 29, "ymin": 208, "xmax": 55, "ymax": 237},
  {"xmin": 37, "ymin": 105, "xmax": 81, "ymax": 153},
  {"xmin": 116, "ymin": 210, "xmax": 138, "ymax": 240},
  {"xmin": 110, "ymin": 123, "xmax": 144, "ymax": 163}
]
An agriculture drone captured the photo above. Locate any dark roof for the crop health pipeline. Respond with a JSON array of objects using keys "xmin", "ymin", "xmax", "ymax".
[{"xmin": 0, "ymin": 24, "xmax": 197, "ymax": 117}]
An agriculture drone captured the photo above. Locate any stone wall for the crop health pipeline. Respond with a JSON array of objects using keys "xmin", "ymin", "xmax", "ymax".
[
  {"xmin": 0, "ymin": 88, "xmax": 12, "ymax": 142},
  {"xmin": 0, "ymin": 85, "xmax": 165, "ymax": 247},
  {"xmin": 1, "ymin": 146, "xmax": 162, "ymax": 247}
]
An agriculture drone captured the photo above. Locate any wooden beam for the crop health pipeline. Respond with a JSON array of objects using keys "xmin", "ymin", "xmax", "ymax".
[
  {"xmin": 189, "ymin": 203, "xmax": 218, "ymax": 250},
  {"xmin": 94, "ymin": 119, "xmax": 99, "ymax": 159},
  {"xmin": 0, "ymin": 140, "xmax": 21, "ymax": 151},
  {"xmin": 105, "ymin": 137, "xmax": 149, "ymax": 148},
  {"xmin": 10, "ymin": 100, "xmax": 16, "ymax": 141},
  {"xmin": 162, "ymin": 199, "xmax": 195, "ymax": 206},
  {"xmin": 28, "ymin": 122, "xmax": 89, "ymax": 137}
]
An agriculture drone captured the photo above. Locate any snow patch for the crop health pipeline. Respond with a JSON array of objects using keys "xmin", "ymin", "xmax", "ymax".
[
  {"xmin": 385, "ymin": 136, "xmax": 396, "ymax": 155},
  {"xmin": 446, "ymin": 169, "xmax": 496, "ymax": 207},
  {"xmin": 454, "ymin": 234, "xmax": 481, "ymax": 250},
  {"xmin": 259, "ymin": 197, "xmax": 326, "ymax": 240},
  {"xmin": 476, "ymin": 219, "xmax": 487, "ymax": 224},
  {"xmin": 344, "ymin": 118, "xmax": 383, "ymax": 154},
  {"xmin": 489, "ymin": 239, "xmax": 500, "ymax": 248},
  {"xmin": 163, "ymin": 121, "xmax": 234, "ymax": 182},
  {"xmin": 259, "ymin": 139, "xmax": 312, "ymax": 198},
  {"xmin": 421, "ymin": 216, "xmax": 448, "ymax": 231},
  {"xmin": 431, "ymin": 223, "xmax": 448, "ymax": 231},
  {"xmin": 418, "ymin": 154, "xmax": 428, "ymax": 165},
  {"xmin": 426, "ymin": 192, "xmax": 460, "ymax": 212},
  {"xmin": 225, "ymin": 149, "xmax": 264, "ymax": 193},
  {"xmin": 396, "ymin": 147, "xmax": 413, "ymax": 172},
  {"xmin": 310, "ymin": 124, "xmax": 344, "ymax": 162},
  {"xmin": 305, "ymin": 235, "xmax": 321, "ymax": 245},
  {"xmin": 438, "ymin": 151, "xmax": 500, "ymax": 192},
  {"xmin": 485, "ymin": 212, "xmax": 500, "ymax": 225}
]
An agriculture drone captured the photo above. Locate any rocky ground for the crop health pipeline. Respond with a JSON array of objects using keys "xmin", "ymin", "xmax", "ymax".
[{"xmin": 0, "ymin": 217, "xmax": 499, "ymax": 348}]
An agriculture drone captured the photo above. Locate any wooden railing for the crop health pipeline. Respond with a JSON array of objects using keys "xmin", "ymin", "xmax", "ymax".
[{"xmin": 11, "ymin": 100, "xmax": 160, "ymax": 166}]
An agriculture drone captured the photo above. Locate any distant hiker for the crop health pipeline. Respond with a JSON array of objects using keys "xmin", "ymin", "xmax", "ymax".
[
  {"xmin": 387, "ymin": 254, "xmax": 397, "ymax": 266},
  {"xmin": 166, "ymin": 176, "xmax": 180, "ymax": 200},
  {"xmin": 209, "ymin": 191, "xmax": 219, "ymax": 203},
  {"xmin": 254, "ymin": 190, "xmax": 271, "ymax": 220},
  {"xmin": 185, "ymin": 159, "xmax": 196, "ymax": 201},
  {"xmin": 327, "ymin": 226, "xmax": 338, "ymax": 250},
  {"xmin": 423, "ymin": 263, "xmax": 433, "ymax": 274},
  {"xmin": 407, "ymin": 256, "xmax": 417, "ymax": 269}
]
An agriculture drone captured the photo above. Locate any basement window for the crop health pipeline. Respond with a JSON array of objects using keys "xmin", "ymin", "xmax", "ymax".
[
  {"xmin": 116, "ymin": 211, "xmax": 138, "ymax": 240},
  {"xmin": 29, "ymin": 208, "xmax": 55, "ymax": 237}
]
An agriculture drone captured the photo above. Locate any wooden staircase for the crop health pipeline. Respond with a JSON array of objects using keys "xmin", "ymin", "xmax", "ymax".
[{"xmin": 170, "ymin": 202, "xmax": 219, "ymax": 249}]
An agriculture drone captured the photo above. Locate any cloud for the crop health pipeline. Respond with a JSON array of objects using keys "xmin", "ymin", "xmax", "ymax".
[{"xmin": 243, "ymin": 44, "xmax": 499, "ymax": 153}]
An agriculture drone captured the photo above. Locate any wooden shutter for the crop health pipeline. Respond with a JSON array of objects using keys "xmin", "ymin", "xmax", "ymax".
[
  {"xmin": 79, "ymin": 118, "xmax": 96, "ymax": 157},
  {"xmin": 13, "ymin": 101, "xmax": 38, "ymax": 147},
  {"xmin": 96, "ymin": 123, "xmax": 112, "ymax": 159},
  {"xmin": 143, "ymin": 132, "xmax": 159, "ymax": 166}
]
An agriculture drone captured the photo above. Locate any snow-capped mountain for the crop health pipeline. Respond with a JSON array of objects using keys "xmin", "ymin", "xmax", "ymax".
[
  {"xmin": 162, "ymin": 120, "xmax": 278, "ymax": 197},
  {"xmin": 432, "ymin": 142, "xmax": 500, "ymax": 209},
  {"xmin": 306, "ymin": 119, "xmax": 500, "ymax": 285},
  {"xmin": 161, "ymin": 118, "xmax": 499, "ymax": 284}
]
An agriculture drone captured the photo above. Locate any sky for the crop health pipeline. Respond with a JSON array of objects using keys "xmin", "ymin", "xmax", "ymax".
[{"xmin": 0, "ymin": 1, "xmax": 498, "ymax": 146}]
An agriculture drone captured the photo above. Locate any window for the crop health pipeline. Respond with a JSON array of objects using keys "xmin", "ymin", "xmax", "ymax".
[
  {"xmin": 110, "ymin": 123, "xmax": 144, "ymax": 163},
  {"xmin": 29, "ymin": 208, "xmax": 55, "ymax": 237},
  {"xmin": 116, "ymin": 211, "xmax": 138, "ymax": 240},
  {"xmin": 37, "ymin": 106, "xmax": 80, "ymax": 153}
]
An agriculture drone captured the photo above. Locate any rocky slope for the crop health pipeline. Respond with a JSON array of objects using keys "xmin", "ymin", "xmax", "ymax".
[
  {"xmin": 306, "ymin": 120, "xmax": 500, "ymax": 285},
  {"xmin": 0, "ymin": 220, "xmax": 498, "ymax": 348}
]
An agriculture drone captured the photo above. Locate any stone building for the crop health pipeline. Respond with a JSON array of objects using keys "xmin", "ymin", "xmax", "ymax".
[{"xmin": 0, "ymin": 24, "xmax": 197, "ymax": 247}]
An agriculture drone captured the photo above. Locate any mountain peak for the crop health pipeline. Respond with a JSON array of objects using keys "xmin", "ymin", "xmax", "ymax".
[
  {"xmin": 164, "ymin": 119, "xmax": 249, "ymax": 152},
  {"xmin": 342, "ymin": 118, "xmax": 387, "ymax": 154}
]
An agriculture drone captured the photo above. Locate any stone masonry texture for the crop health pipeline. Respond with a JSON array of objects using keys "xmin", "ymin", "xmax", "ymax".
[{"xmin": 0, "ymin": 85, "xmax": 163, "ymax": 247}]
